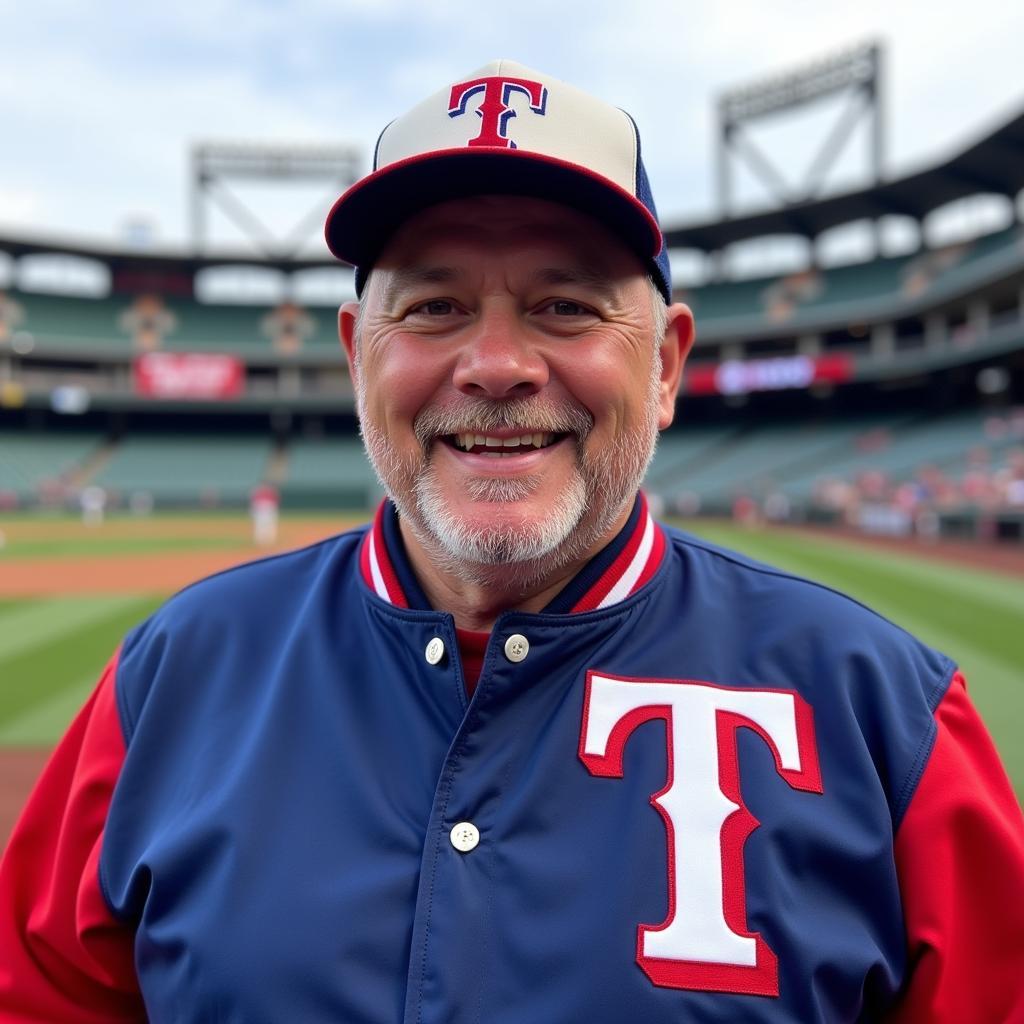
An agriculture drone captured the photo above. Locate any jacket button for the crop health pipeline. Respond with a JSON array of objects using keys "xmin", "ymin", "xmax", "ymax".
[
  {"xmin": 450, "ymin": 821, "xmax": 480, "ymax": 853},
  {"xmin": 504, "ymin": 634, "xmax": 529, "ymax": 663},
  {"xmin": 425, "ymin": 637, "xmax": 445, "ymax": 665}
]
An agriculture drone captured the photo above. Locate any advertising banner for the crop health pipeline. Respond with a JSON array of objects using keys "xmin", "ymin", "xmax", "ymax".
[
  {"xmin": 684, "ymin": 354, "xmax": 854, "ymax": 396},
  {"xmin": 133, "ymin": 353, "xmax": 244, "ymax": 399}
]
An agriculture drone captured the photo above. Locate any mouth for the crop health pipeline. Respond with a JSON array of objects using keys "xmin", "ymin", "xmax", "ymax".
[{"xmin": 443, "ymin": 431, "xmax": 568, "ymax": 456}]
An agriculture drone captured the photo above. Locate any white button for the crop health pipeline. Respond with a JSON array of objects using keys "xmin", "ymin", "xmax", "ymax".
[
  {"xmin": 424, "ymin": 637, "xmax": 445, "ymax": 665},
  {"xmin": 504, "ymin": 633, "xmax": 529, "ymax": 663},
  {"xmin": 449, "ymin": 821, "xmax": 480, "ymax": 853}
]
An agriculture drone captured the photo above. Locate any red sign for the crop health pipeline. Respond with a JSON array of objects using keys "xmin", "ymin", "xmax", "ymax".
[
  {"xmin": 133, "ymin": 353, "xmax": 244, "ymax": 399},
  {"xmin": 684, "ymin": 354, "xmax": 854, "ymax": 397}
]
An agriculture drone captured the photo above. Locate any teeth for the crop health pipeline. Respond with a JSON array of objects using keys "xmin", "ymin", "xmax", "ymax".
[{"xmin": 452, "ymin": 431, "xmax": 556, "ymax": 452}]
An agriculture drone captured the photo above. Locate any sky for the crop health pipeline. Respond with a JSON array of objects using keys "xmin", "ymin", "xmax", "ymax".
[{"xmin": 1, "ymin": 0, "xmax": 1023, "ymax": 258}]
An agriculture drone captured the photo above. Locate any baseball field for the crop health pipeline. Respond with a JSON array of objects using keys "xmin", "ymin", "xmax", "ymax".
[{"xmin": 1, "ymin": 511, "xmax": 1021, "ymax": 843}]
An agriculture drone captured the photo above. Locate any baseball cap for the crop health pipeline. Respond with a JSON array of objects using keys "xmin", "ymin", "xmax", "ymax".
[{"xmin": 324, "ymin": 59, "xmax": 672, "ymax": 302}]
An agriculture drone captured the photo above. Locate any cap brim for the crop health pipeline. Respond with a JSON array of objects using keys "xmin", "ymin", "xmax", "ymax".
[{"xmin": 325, "ymin": 148, "xmax": 663, "ymax": 277}]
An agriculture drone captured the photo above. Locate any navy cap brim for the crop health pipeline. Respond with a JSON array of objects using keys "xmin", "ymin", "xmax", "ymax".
[{"xmin": 324, "ymin": 148, "xmax": 670, "ymax": 301}]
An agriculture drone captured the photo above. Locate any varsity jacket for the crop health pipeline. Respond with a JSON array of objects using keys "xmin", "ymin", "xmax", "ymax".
[{"xmin": 2, "ymin": 495, "xmax": 1023, "ymax": 1023}]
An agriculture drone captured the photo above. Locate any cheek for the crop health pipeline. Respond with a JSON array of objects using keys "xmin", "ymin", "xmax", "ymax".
[
  {"xmin": 554, "ymin": 347, "xmax": 651, "ymax": 437},
  {"xmin": 364, "ymin": 342, "xmax": 448, "ymax": 436}
]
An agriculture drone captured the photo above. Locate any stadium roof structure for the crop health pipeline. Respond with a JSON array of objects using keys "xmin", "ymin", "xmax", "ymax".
[
  {"xmin": 0, "ymin": 232, "xmax": 333, "ymax": 278},
  {"xmin": 1, "ymin": 106, "xmax": 1022, "ymax": 273},
  {"xmin": 664, "ymin": 109, "xmax": 1024, "ymax": 252}
]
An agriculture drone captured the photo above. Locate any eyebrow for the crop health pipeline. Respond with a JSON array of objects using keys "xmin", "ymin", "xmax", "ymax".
[
  {"xmin": 378, "ymin": 266, "xmax": 459, "ymax": 310},
  {"xmin": 530, "ymin": 265, "xmax": 617, "ymax": 292},
  {"xmin": 377, "ymin": 262, "xmax": 622, "ymax": 310}
]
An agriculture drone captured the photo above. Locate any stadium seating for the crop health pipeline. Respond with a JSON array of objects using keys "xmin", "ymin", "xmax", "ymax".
[
  {"xmin": 0, "ymin": 432, "xmax": 101, "ymax": 501},
  {"xmin": 6, "ymin": 224, "xmax": 1021, "ymax": 360},
  {"xmin": 5, "ymin": 292, "xmax": 124, "ymax": 347},
  {"xmin": 646, "ymin": 427, "xmax": 744, "ymax": 492},
  {"xmin": 778, "ymin": 410, "xmax": 986, "ymax": 492},
  {"xmin": 6, "ymin": 290, "xmax": 339, "ymax": 353},
  {"xmin": 93, "ymin": 436, "xmax": 274, "ymax": 505},
  {"xmin": 280, "ymin": 438, "xmax": 379, "ymax": 508},
  {"xmin": 646, "ymin": 408, "xmax": 1023, "ymax": 512}
]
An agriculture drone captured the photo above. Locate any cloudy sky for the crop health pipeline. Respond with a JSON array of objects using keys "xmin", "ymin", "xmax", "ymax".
[{"xmin": 2, "ymin": 0, "xmax": 1022, "ymax": 255}]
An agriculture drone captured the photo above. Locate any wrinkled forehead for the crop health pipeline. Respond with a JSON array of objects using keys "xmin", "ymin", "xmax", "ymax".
[{"xmin": 369, "ymin": 195, "xmax": 647, "ymax": 289}]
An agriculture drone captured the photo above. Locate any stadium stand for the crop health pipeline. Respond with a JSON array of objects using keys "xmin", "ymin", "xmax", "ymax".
[
  {"xmin": 3, "ymin": 225, "xmax": 1020, "ymax": 356},
  {"xmin": 92, "ymin": 436, "xmax": 274, "ymax": 506},
  {"xmin": 0, "ymin": 432, "xmax": 102, "ymax": 503},
  {"xmin": 646, "ymin": 410, "xmax": 1024, "ymax": 526},
  {"xmin": 649, "ymin": 416, "xmax": 911, "ymax": 508},
  {"xmin": 3, "ymin": 290, "xmax": 338, "ymax": 353},
  {"xmin": 646, "ymin": 427, "xmax": 744, "ymax": 492},
  {"xmin": 280, "ymin": 438, "xmax": 380, "ymax": 509}
]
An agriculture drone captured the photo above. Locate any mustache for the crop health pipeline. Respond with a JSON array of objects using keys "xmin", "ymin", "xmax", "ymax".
[{"xmin": 413, "ymin": 397, "xmax": 594, "ymax": 449}]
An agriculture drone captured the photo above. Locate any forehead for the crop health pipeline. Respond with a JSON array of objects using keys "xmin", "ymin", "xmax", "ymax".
[{"xmin": 371, "ymin": 195, "xmax": 646, "ymax": 283}]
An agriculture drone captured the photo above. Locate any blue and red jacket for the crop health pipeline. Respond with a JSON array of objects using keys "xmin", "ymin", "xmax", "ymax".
[{"xmin": 2, "ymin": 495, "xmax": 1023, "ymax": 1022}]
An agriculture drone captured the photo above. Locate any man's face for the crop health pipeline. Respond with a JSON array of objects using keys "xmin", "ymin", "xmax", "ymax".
[{"xmin": 340, "ymin": 196, "xmax": 693, "ymax": 580}]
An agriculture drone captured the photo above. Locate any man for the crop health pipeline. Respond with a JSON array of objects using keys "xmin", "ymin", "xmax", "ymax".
[{"xmin": 1, "ymin": 60, "xmax": 1023, "ymax": 1023}]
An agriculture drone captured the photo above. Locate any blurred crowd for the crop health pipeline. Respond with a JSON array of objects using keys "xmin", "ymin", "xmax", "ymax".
[
  {"xmin": 812, "ymin": 411, "xmax": 1024, "ymax": 522},
  {"xmin": 674, "ymin": 408, "xmax": 1024, "ymax": 538}
]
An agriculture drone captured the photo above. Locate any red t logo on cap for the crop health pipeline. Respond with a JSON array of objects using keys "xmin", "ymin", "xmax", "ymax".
[{"xmin": 448, "ymin": 76, "xmax": 548, "ymax": 149}]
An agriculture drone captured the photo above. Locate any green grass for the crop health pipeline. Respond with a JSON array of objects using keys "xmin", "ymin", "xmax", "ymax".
[
  {"xmin": 0, "ymin": 536, "xmax": 250, "ymax": 559},
  {"xmin": 676, "ymin": 521, "xmax": 1024, "ymax": 800},
  {"xmin": 0, "ymin": 595, "xmax": 165, "ymax": 745}
]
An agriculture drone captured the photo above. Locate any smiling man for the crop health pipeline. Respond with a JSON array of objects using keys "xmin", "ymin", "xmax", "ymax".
[
  {"xmin": 342, "ymin": 195, "xmax": 690, "ymax": 627},
  {"xmin": 2, "ymin": 60, "xmax": 1024, "ymax": 1024}
]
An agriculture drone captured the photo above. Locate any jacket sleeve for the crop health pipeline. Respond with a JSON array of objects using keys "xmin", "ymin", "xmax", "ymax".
[
  {"xmin": 888, "ymin": 670, "xmax": 1024, "ymax": 1024},
  {"xmin": 0, "ymin": 651, "xmax": 145, "ymax": 1023}
]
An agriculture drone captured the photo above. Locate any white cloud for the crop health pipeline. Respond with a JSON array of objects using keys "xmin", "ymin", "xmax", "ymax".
[
  {"xmin": 0, "ymin": 187, "xmax": 45, "ymax": 230},
  {"xmin": 0, "ymin": 0, "xmax": 1022, "ymax": 243}
]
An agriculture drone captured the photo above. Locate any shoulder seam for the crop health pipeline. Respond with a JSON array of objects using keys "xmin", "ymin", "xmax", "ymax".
[
  {"xmin": 101, "ymin": 652, "xmax": 134, "ymax": 922},
  {"xmin": 892, "ymin": 660, "xmax": 958, "ymax": 829},
  {"xmin": 113, "ymin": 646, "xmax": 138, "ymax": 744}
]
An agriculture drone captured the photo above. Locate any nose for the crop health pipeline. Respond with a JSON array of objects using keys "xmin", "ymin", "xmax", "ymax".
[{"xmin": 451, "ymin": 309, "xmax": 549, "ymax": 399}]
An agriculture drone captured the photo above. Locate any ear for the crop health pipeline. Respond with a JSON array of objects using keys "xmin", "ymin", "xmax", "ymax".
[
  {"xmin": 656, "ymin": 303, "xmax": 695, "ymax": 430},
  {"xmin": 338, "ymin": 301, "xmax": 361, "ymax": 387}
]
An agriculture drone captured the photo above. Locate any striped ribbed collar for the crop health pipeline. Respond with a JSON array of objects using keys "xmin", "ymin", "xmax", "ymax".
[{"xmin": 359, "ymin": 492, "xmax": 666, "ymax": 614}]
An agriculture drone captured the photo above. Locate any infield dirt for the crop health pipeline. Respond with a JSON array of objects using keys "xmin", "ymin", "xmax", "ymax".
[{"xmin": 0, "ymin": 517, "xmax": 349, "ymax": 597}]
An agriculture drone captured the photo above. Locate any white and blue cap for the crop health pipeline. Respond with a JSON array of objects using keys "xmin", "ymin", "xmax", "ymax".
[{"xmin": 325, "ymin": 59, "xmax": 672, "ymax": 302}]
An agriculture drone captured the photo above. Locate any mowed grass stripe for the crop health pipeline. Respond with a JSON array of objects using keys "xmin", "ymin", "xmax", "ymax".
[
  {"xmin": 0, "ymin": 596, "xmax": 148, "ymax": 663},
  {"xmin": 0, "ymin": 600, "xmax": 35, "ymax": 618},
  {"xmin": 0, "ymin": 596, "xmax": 165, "ymax": 727},
  {"xmin": 0, "ymin": 536, "xmax": 251, "ymax": 560},
  {"xmin": 678, "ymin": 522, "xmax": 1023, "ymax": 797},
  {"xmin": 0, "ymin": 671, "xmax": 100, "ymax": 746}
]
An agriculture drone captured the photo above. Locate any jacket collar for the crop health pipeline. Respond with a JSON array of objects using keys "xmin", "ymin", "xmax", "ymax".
[{"xmin": 359, "ymin": 492, "xmax": 665, "ymax": 614}]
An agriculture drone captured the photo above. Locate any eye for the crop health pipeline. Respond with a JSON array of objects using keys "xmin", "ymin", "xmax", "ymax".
[
  {"xmin": 409, "ymin": 299, "xmax": 457, "ymax": 316},
  {"xmin": 552, "ymin": 299, "xmax": 585, "ymax": 315},
  {"xmin": 548, "ymin": 300, "xmax": 590, "ymax": 316}
]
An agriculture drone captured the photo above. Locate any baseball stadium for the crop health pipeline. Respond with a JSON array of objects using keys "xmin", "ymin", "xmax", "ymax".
[{"xmin": 1, "ymin": 44, "xmax": 1022, "ymax": 843}]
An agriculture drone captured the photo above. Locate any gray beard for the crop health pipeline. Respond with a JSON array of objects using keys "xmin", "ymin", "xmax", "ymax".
[{"xmin": 356, "ymin": 375, "xmax": 661, "ymax": 594}]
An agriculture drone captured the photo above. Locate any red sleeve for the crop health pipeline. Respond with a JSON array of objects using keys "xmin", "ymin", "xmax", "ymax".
[
  {"xmin": 889, "ymin": 671, "xmax": 1024, "ymax": 1024},
  {"xmin": 0, "ymin": 651, "xmax": 145, "ymax": 1023}
]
